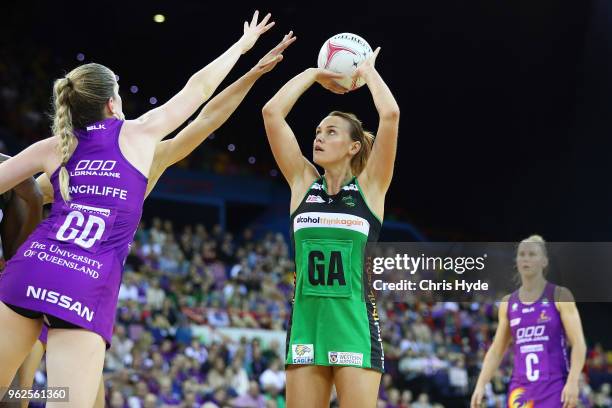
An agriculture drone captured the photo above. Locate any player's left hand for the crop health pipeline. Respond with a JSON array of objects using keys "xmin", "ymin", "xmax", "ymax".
[
  {"xmin": 252, "ymin": 31, "xmax": 297, "ymax": 75},
  {"xmin": 561, "ymin": 380, "xmax": 579, "ymax": 408},
  {"xmin": 352, "ymin": 46, "xmax": 381, "ymax": 80},
  {"xmin": 238, "ymin": 10, "xmax": 275, "ymax": 54}
]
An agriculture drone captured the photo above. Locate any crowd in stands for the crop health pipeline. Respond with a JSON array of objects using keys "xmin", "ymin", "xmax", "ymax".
[{"xmin": 13, "ymin": 218, "xmax": 609, "ymax": 407}]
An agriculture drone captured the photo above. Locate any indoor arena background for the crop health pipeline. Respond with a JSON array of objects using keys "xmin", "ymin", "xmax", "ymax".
[{"xmin": 1, "ymin": 1, "xmax": 611, "ymax": 407}]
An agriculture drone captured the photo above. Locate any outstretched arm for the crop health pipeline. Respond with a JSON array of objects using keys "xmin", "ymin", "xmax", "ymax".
[
  {"xmin": 133, "ymin": 11, "xmax": 275, "ymax": 142},
  {"xmin": 262, "ymin": 68, "xmax": 346, "ymax": 188},
  {"xmin": 146, "ymin": 33, "xmax": 297, "ymax": 195},
  {"xmin": 356, "ymin": 48, "xmax": 400, "ymax": 196}
]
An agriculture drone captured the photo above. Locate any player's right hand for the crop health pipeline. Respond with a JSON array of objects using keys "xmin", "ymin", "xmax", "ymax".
[
  {"xmin": 470, "ymin": 386, "xmax": 485, "ymax": 408},
  {"xmin": 314, "ymin": 69, "xmax": 349, "ymax": 94}
]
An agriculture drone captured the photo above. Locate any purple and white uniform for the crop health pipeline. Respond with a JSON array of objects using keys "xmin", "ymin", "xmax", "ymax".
[
  {"xmin": 507, "ymin": 282, "xmax": 570, "ymax": 408},
  {"xmin": 0, "ymin": 118, "xmax": 147, "ymax": 346}
]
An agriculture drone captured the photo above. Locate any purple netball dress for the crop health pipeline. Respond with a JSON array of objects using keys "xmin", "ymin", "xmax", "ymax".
[
  {"xmin": 507, "ymin": 282, "xmax": 570, "ymax": 408},
  {"xmin": 0, "ymin": 118, "xmax": 147, "ymax": 346}
]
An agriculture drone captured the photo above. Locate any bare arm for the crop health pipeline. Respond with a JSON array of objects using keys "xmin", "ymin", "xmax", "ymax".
[
  {"xmin": 147, "ymin": 33, "xmax": 297, "ymax": 196},
  {"xmin": 471, "ymin": 297, "xmax": 512, "ymax": 408},
  {"xmin": 262, "ymin": 68, "xmax": 345, "ymax": 190},
  {"xmin": 355, "ymin": 48, "xmax": 400, "ymax": 196},
  {"xmin": 132, "ymin": 11, "xmax": 275, "ymax": 142},
  {"xmin": 557, "ymin": 287, "xmax": 586, "ymax": 408},
  {"xmin": 0, "ymin": 140, "xmax": 55, "ymax": 195}
]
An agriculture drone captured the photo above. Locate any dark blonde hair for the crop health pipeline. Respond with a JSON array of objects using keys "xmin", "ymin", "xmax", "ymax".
[
  {"xmin": 52, "ymin": 63, "xmax": 117, "ymax": 201},
  {"xmin": 329, "ymin": 111, "xmax": 375, "ymax": 176}
]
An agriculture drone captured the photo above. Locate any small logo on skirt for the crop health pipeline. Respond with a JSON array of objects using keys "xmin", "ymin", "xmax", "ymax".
[
  {"xmin": 328, "ymin": 351, "xmax": 363, "ymax": 367},
  {"xmin": 292, "ymin": 344, "xmax": 314, "ymax": 364}
]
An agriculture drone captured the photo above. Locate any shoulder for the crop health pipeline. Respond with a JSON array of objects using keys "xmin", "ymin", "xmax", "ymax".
[
  {"xmin": 553, "ymin": 285, "xmax": 574, "ymax": 302},
  {"xmin": 497, "ymin": 294, "xmax": 512, "ymax": 316},
  {"xmin": 553, "ymin": 285, "xmax": 575, "ymax": 311}
]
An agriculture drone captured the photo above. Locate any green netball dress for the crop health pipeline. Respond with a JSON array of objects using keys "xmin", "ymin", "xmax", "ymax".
[{"xmin": 285, "ymin": 176, "xmax": 384, "ymax": 372}]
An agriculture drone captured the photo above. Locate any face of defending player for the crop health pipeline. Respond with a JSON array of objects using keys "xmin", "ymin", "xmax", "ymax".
[
  {"xmin": 106, "ymin": 81, "xmax": 125, "ymax": 120},
  {"xmin": 313, "ymin": 116, "xmax": 361, "ymax": 170},
  {"xmin": 515, "ymin": 241, "xmax": 548, "ymax": 280}
]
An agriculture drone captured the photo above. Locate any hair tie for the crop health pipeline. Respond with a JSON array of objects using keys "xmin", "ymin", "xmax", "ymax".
[{"xmin": 65, "ymin": 77, "xmax": 73, "ymax": 89}]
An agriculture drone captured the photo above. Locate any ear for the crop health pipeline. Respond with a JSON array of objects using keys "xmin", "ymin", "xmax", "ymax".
[
  {"xmin": 542, "ymin": 256, "xmax": 549, "ymax": 269},
  {"xmin": 106, "ymin": 97, "xmax": 116, "ymax": 117},
  {"xmin": 349, "ymin": 140, "xmax": 362, "ymax": 156}
]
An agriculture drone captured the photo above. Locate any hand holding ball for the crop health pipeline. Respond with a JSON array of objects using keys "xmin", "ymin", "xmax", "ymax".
[{"xmin": 317, "ymin": 33, "xmax": 373, "ymax": 91}]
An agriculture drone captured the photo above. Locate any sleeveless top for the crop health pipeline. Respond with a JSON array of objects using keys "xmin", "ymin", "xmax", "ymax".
[
  {"xmin": 0, "ymin": 117, "xmax": 147, "ymax": 343},
  {"xmin": 507, "ymin": 282, "xmax": 570, "ymax": 384},
  {"xmin": 290, "ymin": 176, "xmax": 382, "ymax": 292}
]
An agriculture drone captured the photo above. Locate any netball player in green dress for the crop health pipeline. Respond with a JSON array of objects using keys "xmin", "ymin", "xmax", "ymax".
[{"xmin": 263, "ymin": 47, "xmax": 399, "ymax": 407}]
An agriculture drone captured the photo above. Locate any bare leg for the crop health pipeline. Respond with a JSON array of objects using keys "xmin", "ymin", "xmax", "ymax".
[
  {"xmin": 286, "ymin": 365, "xmax": 334, "ymax": 408},
  {"xmin": 45, "ymin": 328, "xmax": 105, "ymax": 408},
  {"xmin": 16, "ymin": 339, "xmax": 45, "ymax": 408},
  {"xmin": 0, "ymin": 302, "xmax": 42, "ymax": 398},
  {"xmin": 333, "ymin": 366, "xmax": 381, "ymax": 408},
  {"xmin": 93, "ymin": 375, "xmax": 105, "ymax": 408}
]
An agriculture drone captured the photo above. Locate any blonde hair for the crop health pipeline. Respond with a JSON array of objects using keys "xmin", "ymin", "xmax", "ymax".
[
  {"xmin": 51, "ymin": 63, "xmax": 117, "ymax": 201},
  {"xmin": 520, "ymin": 234, "xmax": 548, "ymax": 258},
  {"xmin": 329, "ymin": 111, "xmax": 375, "ymax": 176}
]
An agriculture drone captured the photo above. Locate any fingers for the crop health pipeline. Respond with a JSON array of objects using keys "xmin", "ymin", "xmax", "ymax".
[
  {"xmin": 324, "ymin": 82, "xmax": 349, "ymax": 94},
  {"xmin": 250, "ymin": 10, "xmax": 259, "ymax": 26},
  {"xmin": 372, "ymin": 46, "xmax": 381, "ymax": 59},
  {"xmin": 258, "ymin": 12, "xmax": 272, "ymax": 27},
  {"xmin": 261, "ymin": 21, "xmax": 276, "ymax": 33},
  {"xmin": 322, "ymin": 70, "xmax": 346, "ymax": 80}
]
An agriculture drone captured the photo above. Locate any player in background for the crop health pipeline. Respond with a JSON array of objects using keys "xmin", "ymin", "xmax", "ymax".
[
  {"xmin": 263, "ymin": 47, "xmax": 400, "ymax": 408},
  {"xmin": 0, "ymin": 154, "xmax": 43, "ymax": 408},
  {"xmin": 471, "ymin": 235, "xmax": 586, "ymax": 408},
  {"xmin": 14, "ymin": 30, "xmax": 296, "ymax": 408},
  {"xmin": 0, "ymin": 11, "xmax": 275, "ymax": 407},
  {"xmin": 0, "ymin": 154, "xmax": 43, "ymax": 260}
]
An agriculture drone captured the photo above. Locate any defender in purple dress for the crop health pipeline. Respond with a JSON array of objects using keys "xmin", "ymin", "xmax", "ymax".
[
  {"xmin": 471, "ymin": 236, "xmax": 586, "ymax": 408},
  {"xmin": 0, "ymin": 11, "xmax": 276, "ymax": 407}
]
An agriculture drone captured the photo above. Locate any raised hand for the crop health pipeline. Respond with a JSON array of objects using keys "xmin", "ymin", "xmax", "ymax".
[
  {"xmin": 251, "ymin": 31, "xmax": 297, "ymax": 75},
  {"xmin": 238, "ymin": 10, "xmax": 275, "ymax": 55},
  {"xmin": 314, "ymin": 69, "xmax": 349, "ymax": 94},
  {"xmin": 352, "ymin": 46, "xmax": 381, "ymax": 81}
]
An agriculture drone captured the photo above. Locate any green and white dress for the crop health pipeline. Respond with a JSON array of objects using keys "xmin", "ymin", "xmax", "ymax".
[{"xmin": 285, "ymin": 176, "xmax": 384, "ymax": 372}]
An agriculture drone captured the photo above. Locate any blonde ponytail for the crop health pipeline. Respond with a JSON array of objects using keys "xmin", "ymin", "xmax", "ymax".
[
  {"xmin": 52, "ymin": 77, "xmax": 76, "ymax": 202},
  {"xmin": 50, "ymin": 63, "xmax": 118, "ymax": 202}
]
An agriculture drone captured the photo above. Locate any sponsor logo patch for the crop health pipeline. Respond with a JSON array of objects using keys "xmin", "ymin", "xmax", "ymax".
[
  {"xmin": 512, "ymin": 303, "xmax": 518, "ymax": 312},
  {"xmin": 306, "ymin": 195, "xmax": 325, "ymax": 204},
  {"xmin": 294, "ymin": 212, "xmax": 370, "ymax": 236},
  {"xmin": 537, "ymin": 310, "xmax": 550, "ymax": 323},
  {"xmin": 328, "ymin": 351, "xmax": 363, "ymax": 367},
  {"xmin": 510, "ymin": 317, "xmax": 521, "ymax": 327},
  {"xmin": 522, "ymin": 307, "xmax": 535, "ymax": 313},
  {"xmin": 292, "ymin": 344, "xmax": 314, "ymax": 364},
  {"xmin": 520, "ymin": 344, "xmax": 544, "ymax": 354},
  {"xmin": 342, "ymin": 196, "xmax": 355, "ymax": 207}
]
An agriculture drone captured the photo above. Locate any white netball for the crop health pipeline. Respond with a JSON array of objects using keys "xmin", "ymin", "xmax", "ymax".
[{"xmin": 317, "ymin": 33, "xmax": 373, "ymax": 90}]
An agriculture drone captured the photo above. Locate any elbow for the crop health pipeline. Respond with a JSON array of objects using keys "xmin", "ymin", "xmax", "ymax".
[
  {"xmin": 382, "ymin": 106, "xmax": 400, "ymax": 121},
  {"xmin": 262, "ymin": 103, "xmax": 279, "ymax": 118}
]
